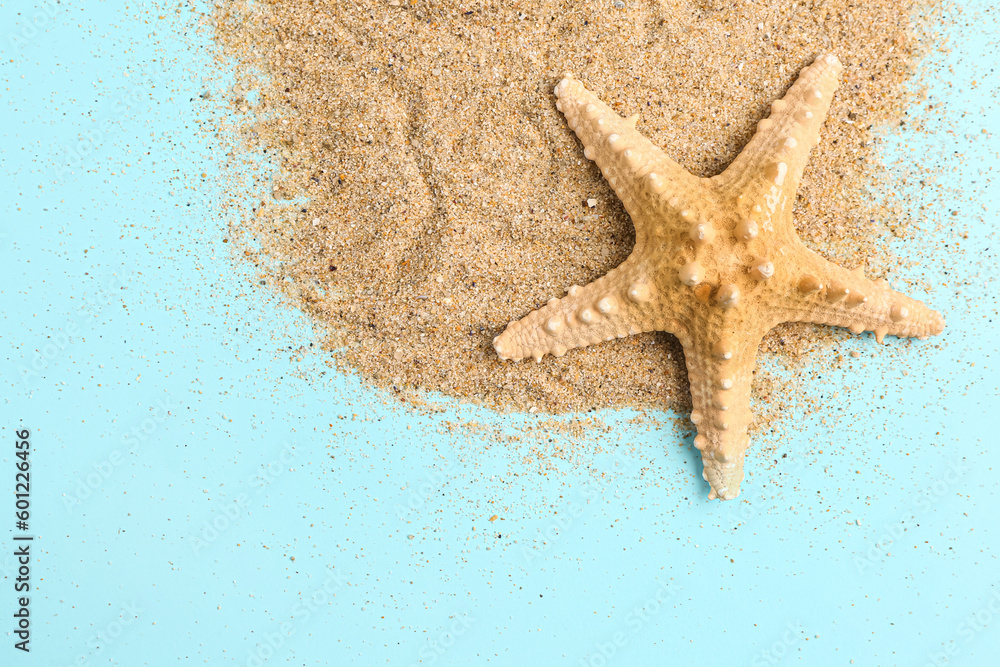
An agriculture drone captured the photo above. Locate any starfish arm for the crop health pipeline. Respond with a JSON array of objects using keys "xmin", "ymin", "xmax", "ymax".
[
  {"xmin": 553, "ymin": 74, "xmax": 703, "ymax": 228},
  {"xmin": 719, "ymin": 54, "xmax": 843, "ymax": 195},
  {"xmin": 493, "ymin": 255, "xmax": 676, "ymax": 362},
  {"xmin": 487, "ymin": 57, "xmax": 943, "ymax": 502},
  {"xmin": 773, "ymin": 249, "xmax": 946, "ymax": 343},
  {"xmin": 679, "ymin": 322, "xmax": 769, "ymax": 501}
]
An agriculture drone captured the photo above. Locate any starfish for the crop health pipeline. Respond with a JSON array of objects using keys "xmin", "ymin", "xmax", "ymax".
[{"xmin": 493, "ymin": 54, "xmax": 945, "ymax": 501}]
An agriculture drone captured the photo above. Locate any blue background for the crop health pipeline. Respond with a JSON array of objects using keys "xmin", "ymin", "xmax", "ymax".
[{"xmin": 2, "ymin": 1, "xmax": 997, "ymax": 665}]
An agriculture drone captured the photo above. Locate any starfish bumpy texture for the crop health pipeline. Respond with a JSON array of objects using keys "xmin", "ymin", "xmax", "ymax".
[{"xmin": 493, "ymin": 54, "xmax": 945, "ymax": 501}]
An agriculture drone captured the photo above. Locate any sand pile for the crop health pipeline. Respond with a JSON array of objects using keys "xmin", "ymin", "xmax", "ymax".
[{"xmin": 212, "ymin": 0, "xmax": 938, "ymax": 415}]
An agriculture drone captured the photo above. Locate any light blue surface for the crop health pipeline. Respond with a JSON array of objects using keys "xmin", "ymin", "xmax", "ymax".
[{"xmin": 2, "ymin": 1, "xmax": 998, "ymax": 666}]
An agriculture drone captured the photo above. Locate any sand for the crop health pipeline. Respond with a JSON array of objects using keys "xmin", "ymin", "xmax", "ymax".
[{"xmin": 210, "ymin": 0, "xmax": 941, "ymax": 419}]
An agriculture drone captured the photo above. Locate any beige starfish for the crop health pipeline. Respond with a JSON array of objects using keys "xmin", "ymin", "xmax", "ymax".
[{"xmin": 493, "ymin": 54, "xmax": 945, "ymax": 501}]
